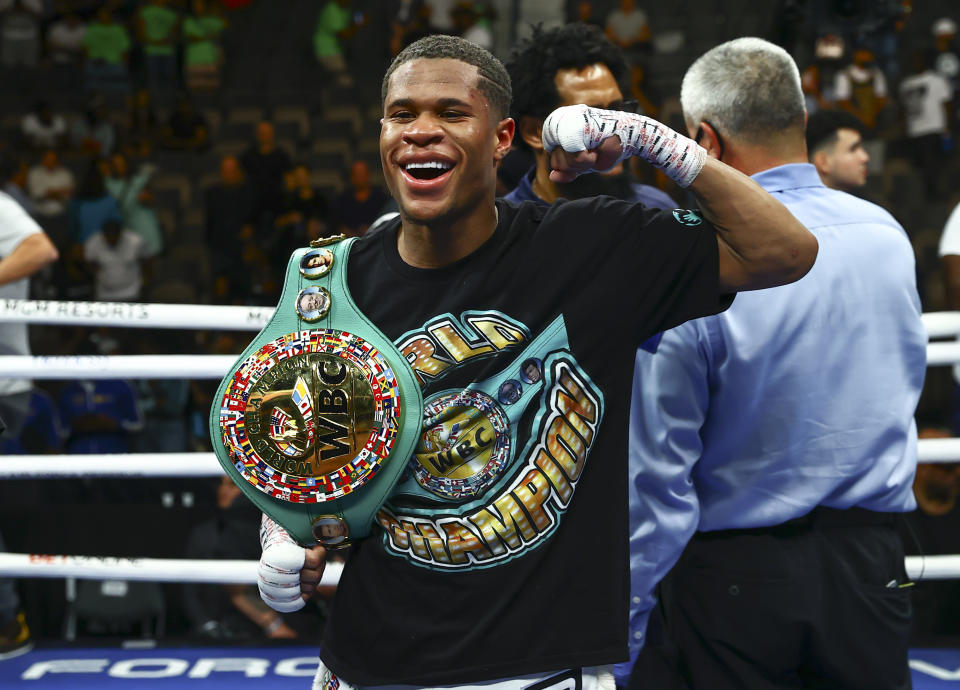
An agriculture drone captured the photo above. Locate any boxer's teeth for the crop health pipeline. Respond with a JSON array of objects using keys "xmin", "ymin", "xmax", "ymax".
[
  {"xmin": 404, "ymin": 161, "xmax": 453, "ymax": 180},
  {"xmin": 404, "ymin": 161, "xmax": 453, "ymax": 170}
]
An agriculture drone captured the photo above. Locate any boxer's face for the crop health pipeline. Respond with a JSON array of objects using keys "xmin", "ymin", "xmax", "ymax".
[{"xmin": 381, "ymin": 58, "xmax": 512, "ymax": 226}]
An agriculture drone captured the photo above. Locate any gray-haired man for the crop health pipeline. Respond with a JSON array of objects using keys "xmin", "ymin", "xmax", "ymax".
[{"xmin": 627, "ymin": 37, "xmax": 924, "ymax": 689}]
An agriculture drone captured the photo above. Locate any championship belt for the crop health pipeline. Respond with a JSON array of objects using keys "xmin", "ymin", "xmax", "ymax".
[{"xmin": 209, "ymin": 236, "xmax": 423, "ymax": 548}]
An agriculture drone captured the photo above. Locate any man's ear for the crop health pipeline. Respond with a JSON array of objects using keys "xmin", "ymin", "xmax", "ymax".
[
  {"xmin": 519, "ymin": 115, "xmax": 545, "ymax": 152},
  {"xmin": 812, "ymin": 149, "xmax": 830, "ymax": 175},
  {"xmin": 696, "ymin": 121, "xmax": 722, "ymax": 160},
  {"xmin": 494, "ymin": 117, "xmax": 516, "ymax": 162}
]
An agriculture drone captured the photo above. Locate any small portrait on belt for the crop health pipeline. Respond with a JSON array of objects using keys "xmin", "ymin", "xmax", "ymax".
[
  {"xmin": 314, "ymin": 516, "xmax": 349, "ymax": 546},
  {"xmin": 296, "ymin": 286, "xmax": 331, "ymax": 322},
  {"xmin": 299, "ymin": 248, "xmax": 334, "ymax": 279},
  {"xmin": 497, "ymin": 379, "xmax": 522, "ymax": 405},
  {"xmin": 520, "ymin": 358, "xmax": 543, "ymax": 384}
]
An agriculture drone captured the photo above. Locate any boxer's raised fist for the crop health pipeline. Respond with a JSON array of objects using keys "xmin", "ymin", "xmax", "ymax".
[{"xmin": 542, "ymin": 104, "xmax": 706, "ymax": 188}]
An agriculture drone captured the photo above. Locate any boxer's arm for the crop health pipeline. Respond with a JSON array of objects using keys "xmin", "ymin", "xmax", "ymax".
[
  {"xmin": 689, "ymin": 157, "xmax": 816, "ymax": 293},
  {"xmin": 543, "ymin": 105, "xmax": 817, "ymax": 293}
]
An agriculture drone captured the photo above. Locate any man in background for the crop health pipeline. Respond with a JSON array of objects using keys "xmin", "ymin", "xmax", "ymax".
[
  {"xmin": 504, "ymin": 22, "xmax": 675, "ymax": 209},
  {"xmin": 331, "ymin": 160, "xmax": 387, "ymax": 236},
  {"xmin": 899, "ymin": 51, "xmax": 953, "ymax": 200},
  {"xmin": 806, "ymin": 109, "xmax": 870, "ymax": 192}
]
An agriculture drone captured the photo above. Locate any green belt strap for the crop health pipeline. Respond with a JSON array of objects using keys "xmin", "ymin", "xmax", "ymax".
[{"xmin": 209, "ymin": 236, "xmax": 423, "ymax": 547}]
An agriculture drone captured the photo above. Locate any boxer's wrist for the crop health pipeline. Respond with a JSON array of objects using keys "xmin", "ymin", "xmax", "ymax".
[
  {"xmin": 542, "ymin": 104, "xmax": 706, "ymax": 188},
  {"xmin": 260, "ymin": 513, "xmax": 295, "ymax": 550},
  {"xmin": 258, "ymin": 513, "xmax": 307, "ymax": 613}
]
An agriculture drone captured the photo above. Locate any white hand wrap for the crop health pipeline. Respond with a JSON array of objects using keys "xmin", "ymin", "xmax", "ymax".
[
  {"xmin": 258, "ymin": 514, "xmax": 306, "ymax": 613},
  {"xmin": 542, "ymin": 104, "xmax": 707, "ymax": 188}
]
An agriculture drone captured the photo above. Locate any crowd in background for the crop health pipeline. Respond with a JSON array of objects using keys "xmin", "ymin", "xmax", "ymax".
[{"xmin": 1, "ymin": 0, "xmax": 960, "ymax": 649}]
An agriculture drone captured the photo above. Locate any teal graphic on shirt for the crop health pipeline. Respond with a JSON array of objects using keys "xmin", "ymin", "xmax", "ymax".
[
  {"xmin": 378, "ymin": 313, "xmax": 605, "ymax": 570},
  {"xmin": 673, "ymin": 209, "xmax": 703, "ymax": 226}
]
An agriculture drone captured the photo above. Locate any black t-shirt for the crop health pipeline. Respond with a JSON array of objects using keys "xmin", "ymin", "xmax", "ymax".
[{"xmin": 322, "ymin": 197, "xmax": 729, "ymax": 684}]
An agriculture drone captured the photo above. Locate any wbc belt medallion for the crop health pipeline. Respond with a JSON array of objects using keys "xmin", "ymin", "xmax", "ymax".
[
  {"xmin": 219, "ymin": 332, "xmax": 403, "ymax": 536},
  {"xmin": 213, "ymin": 236, "xmax": 422, "ymax": 549}
]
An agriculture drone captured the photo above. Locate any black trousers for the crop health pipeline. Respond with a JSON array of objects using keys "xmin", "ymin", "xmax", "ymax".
[{"xmin": 630, "ymin": 508, "xmax": 912, "ymax": 690}]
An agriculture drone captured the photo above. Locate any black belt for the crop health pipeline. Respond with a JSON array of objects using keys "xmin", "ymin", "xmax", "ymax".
[{"xmin": 697, "ymin": 506, "xmax": 899, "ymax": 540}]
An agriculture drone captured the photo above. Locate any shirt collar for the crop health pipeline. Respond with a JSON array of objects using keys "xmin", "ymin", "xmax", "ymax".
[{"xmin": 750, "ymin": 163, "xmax": 825, "ymax": 193}]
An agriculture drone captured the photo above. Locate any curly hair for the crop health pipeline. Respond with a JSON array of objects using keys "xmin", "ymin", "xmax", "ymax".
[
  {"xmin": 505, "ymin": 23, "xmax": 628, "ymax": 130},
  {"xmin": 381, "ymin": 34, "xmax": 512, "ymax": 121}
]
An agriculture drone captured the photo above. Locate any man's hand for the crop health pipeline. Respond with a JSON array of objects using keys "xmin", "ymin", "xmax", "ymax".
[
  {"xmin": 548, "ymin": 137, "xmax": 624, "ymax": 183},
  {"xmin": 542, "ymin": 104, "xmax": 705, "ymax": 188},
  {"xmin": 299, "ymin": 546, "xmax": 328, "ymax": 599},
  {"xmin": 258, "ymin": 514, "xmax": 328, "ymax": 612}
]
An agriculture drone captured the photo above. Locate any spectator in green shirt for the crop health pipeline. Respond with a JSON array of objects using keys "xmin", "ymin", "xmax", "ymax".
[
  {"xmin": 313, "ymin": 0, "xmax": 360, "ymax": 87},
  {"xmin": 83, "ymin": 8, "xmax": 131, "ymax": 93},
  {"xmin": 106, "ymin": 154, "xmax": 164, "ymax": 258},
  {"xmin": 137, "ymin": 0, "xmax": 181, "ymax": 103},
  {"xmin": 183, "ymin": 0, "xmax": 227, "ymax": 92}
]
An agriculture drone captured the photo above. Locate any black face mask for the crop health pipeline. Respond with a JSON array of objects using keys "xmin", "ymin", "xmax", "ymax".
[{"xmin": 554, "ymin": 166, "xmax": 635, "ymax": 201}]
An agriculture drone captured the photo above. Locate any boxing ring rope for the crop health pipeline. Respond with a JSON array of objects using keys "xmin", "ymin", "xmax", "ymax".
[
  {"xmin": 3, "ymin": 440, "xmax": 959, "ymax": 481},
  {"xmin": 2, "ymin": 303, "xmax": 960, "ymax": 585},
  {"xmin": 3, "ymin": 344, "xmax": 960, "ymax": 379},
  {"xmin": 11, "ymin": 348, "xmax": 960, "ymax": 380},
  {"xmin": 0, "ymin": 300, "xmax": 271, "ymax": 330},
  {"xmin": 1, "ymin": 453, "xmax": 221, "ymax": 478},
  {"xmin": 0, "ymin": 550, "xmax": 941, "ymax": 583},
  {"xmin": 920, "ymin": 311, "xmax": 960, "ymax": 338},
  {"xmin": 0, "ymin": 355, "xmax": 235, "ymax": 379},
  {"xmin": 0, "ymin": 300, "xmax": 957, "ymax": 334},
  {"xmin": 0, "ymin": 553, "xmax": 344, "ymax": 586}
]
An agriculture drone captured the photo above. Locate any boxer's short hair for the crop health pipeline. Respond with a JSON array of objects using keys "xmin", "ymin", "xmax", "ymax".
[
  {"xmin": 381, "ymin": 35, "xmax": 512, "ymax": 121},
  {"xmin": 681, "ymin": 37, "xmax": 805, "ymax": 141}
]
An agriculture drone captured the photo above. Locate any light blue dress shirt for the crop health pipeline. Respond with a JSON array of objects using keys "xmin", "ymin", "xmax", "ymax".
[{"xmin": 616, "ymin": 163, "xmax": 927, "ymax": 684}]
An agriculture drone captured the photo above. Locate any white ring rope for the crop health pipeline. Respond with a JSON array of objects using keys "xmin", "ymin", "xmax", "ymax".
[
  {"xmin": 1, "ymin": 453, "xmax": 222, "ymax": 478},
  {"xmin": 914, "ymin": 438, "xmax": 960, "ymax": 463},
  {"xmin": 922, "ymin": 311, "xmax": 960, "ymax": 339},
  {"xmin": 927, "ymin": 342, "xmax": 960, "ymax": 367},
  {"xmin": 0, "ymin": 355, "xmax": 235, "ymax": 379},
  {"xmin": 0, "ymin": 552, "xmax": 942, "ymax": 583},
  {"xmin": 0, "ymin": 300, "xmax": 272, "ymax": 330},
  {"xmin": 0, "ymin": 301, "xmax": 954, "ymax": 339},
  {"xmin": 905, "ymin": 555, "xmax": 960, "ymax": 580},
  {"xmin": 3, "ymin": 441, "xmax": 960, "ymax": 480},
  {"xmin": 1, "ymin": 343, "xmax": 957, "ymax": 380},
  {"xmin": 0, "ymin": 309, "xmax": 954, "ymax": 380},
  {"xmin": 0, "ymin": 553, "xmax": 343, "ymax": 586}
]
